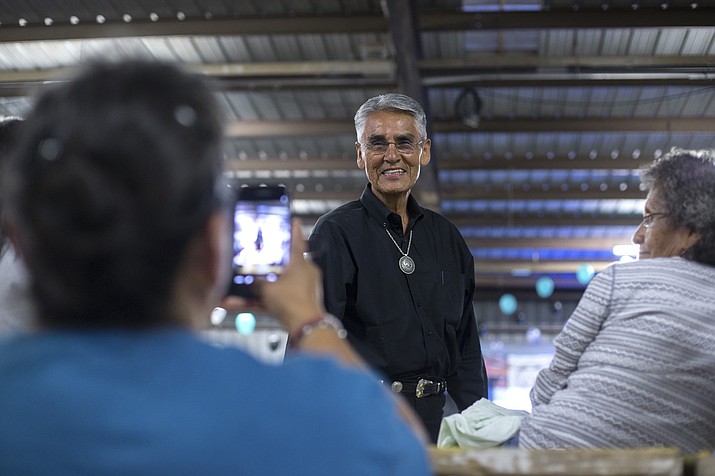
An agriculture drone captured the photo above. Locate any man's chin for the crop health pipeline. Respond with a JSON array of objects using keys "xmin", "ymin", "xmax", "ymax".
[{"xmin": 374, "ymin": 181, "xmax": 412, "ymax": 196}]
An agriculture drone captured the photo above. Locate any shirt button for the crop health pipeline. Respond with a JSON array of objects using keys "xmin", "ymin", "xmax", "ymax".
[{"xmin": 427, "ymin": 331, "xmax": 432, "ymax": 336}]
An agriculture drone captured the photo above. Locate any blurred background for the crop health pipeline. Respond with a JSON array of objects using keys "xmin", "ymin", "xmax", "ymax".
[{"xmin": 1, "ymin": 0, "xmax": 714, "ymax": 408}]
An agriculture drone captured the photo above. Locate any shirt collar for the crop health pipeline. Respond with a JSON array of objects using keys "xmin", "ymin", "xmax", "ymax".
[{"xmin": 359, "ymin": 184, "xmax": 423, "ymax": 230}]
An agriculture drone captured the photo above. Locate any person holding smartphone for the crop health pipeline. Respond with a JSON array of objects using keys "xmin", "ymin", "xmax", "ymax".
[
  {"xmin": 0, "ymin": 60, "xmax": 430, "ymax": 475},
  {"xmin": 308, "ymin": 93, "xmax": 488, "ymax": 442}
]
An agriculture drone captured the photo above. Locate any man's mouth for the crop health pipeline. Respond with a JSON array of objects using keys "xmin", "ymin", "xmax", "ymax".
[{"xmin": 382, "ymin": 168, "xmax": 405, "ymax": 176}]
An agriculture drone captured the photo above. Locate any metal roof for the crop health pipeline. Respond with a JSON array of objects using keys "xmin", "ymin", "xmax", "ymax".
[{"xmin": 1, "ymin": 0, "xmax": 714, "ymax": 290}]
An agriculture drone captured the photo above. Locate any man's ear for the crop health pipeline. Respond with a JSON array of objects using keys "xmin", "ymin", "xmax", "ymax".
[
  {"xmin": 419, "ymin": 138, "xmax": 432, "ymax": 167},
  {"xmin": 355, "ymin": 142, "xmax": 365, "ymax": 170}
]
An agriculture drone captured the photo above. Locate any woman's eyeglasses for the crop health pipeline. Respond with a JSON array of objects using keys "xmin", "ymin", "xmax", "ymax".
[{"xmin": 642, "ymin": 212, "xmax": 669, "ymax": 228}]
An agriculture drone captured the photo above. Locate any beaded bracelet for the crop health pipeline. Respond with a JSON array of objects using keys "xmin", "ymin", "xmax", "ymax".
[{"xmin": 290, "ymin": 314, "xmax": 347, "ymax": 347}]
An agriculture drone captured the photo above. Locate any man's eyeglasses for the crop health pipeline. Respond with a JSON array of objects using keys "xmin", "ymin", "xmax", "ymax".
[
  {"xmin": 641, "ymin": 212, "xmax": 669, "ymax": 228},
  {"xmin": 359, "ymin": 139, "xmax": 424, "ymax": 155}
]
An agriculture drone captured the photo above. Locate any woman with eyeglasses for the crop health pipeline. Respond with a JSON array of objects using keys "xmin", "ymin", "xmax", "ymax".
[{"xmin": 515, "ymin": 148, "xmax": 715, "ymax": 453}]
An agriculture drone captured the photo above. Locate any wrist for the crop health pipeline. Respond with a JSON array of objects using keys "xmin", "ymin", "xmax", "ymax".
[{"xmin": 289, "ymin": 314, "xmax": 347, "ymax": 348}]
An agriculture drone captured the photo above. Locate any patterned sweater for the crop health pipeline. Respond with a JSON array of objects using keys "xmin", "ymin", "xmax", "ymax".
[{"xmin": 519, "ymin": 257, "xmax": 715, "ymax": 454}]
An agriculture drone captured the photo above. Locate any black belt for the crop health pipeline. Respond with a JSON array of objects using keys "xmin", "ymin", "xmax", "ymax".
[{"xmin": 381, "ymin": 377, "xmax": 447, "ymax": 398}]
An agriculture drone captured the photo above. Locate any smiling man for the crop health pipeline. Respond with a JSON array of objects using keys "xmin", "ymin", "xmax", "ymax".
[{"xmin": 308, "ymin": 93, "xmax": 488, "ymax": 442}]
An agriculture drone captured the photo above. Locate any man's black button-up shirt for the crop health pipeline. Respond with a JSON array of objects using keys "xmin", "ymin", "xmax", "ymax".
[{"xmin": 308, "ymin": 184, "xmax": 487, "ymax": 410}]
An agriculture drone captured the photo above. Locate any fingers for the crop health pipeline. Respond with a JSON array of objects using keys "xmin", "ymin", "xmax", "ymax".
[{"xmin": 255, "ymin": 218, "xmax": 325, "ymax": 332}]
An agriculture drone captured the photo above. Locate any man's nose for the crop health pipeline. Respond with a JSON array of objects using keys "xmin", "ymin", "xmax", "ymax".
[{"xmin": 383, "ymin": 142, "xmax": 400, "ymax": 158}]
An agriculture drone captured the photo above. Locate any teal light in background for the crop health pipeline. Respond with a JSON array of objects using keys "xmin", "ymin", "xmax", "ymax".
[
  {"xmin": 235, "ymin": 312, "xmax": 256, "ymax": 335},
  {"xmin": 576, "ymin": 263, "xmax": 596, "ymax": 285},
  {"xmin": 535, "ymin": 276, "xmax": 555, "ymax": 299},
  {"xmin": 498, "ymin": 293, "xmax": 518, "ymax": 315}
]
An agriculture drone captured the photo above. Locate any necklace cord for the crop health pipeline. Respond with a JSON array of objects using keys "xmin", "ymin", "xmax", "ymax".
[{"xmin": 385, "ymin": 228, "xmax": 412, "ymax": 256}]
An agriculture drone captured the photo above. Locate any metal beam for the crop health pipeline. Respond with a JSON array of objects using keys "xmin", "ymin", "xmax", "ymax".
[
  {"xmin": 224, "ymin": 120, "xmax": 354, "ymax": 137},
  {"xmin": 194, "ymin": 61, "xmax": 395, "ymax": 78},
  {"xmin": 1, "ymin": 57, "xmax": 714, "ymax": 98},
  {"xmin": 424, "ymin": 73, "xmax": 715, "ymax": 88},
  {"xmin": 448, "ymin": 215, "xmax": 641, "ymax": 227},
  {"xmin": 473, "ymin": 260, "xmax": 613, "ymax": 274},
  {"xmin": 435, "ymin": 118, "xmax": 715, "ymax": 133},
  {"xmin": 288, "ymin": 187, "xmax": 644, "ymax": 201},
  {"xmin": 384, "ymin": 0, "xmax": 440, "ymax": 209},
  {"xmin": 0, "ymin": 16, "xmax": 387, "ymax": 43},
  {"xmin": 226, "ymin": 158, "xmax": 356, "ymax": 171},
  {"xmin": 439, "ymin": 155, "xmax": 650, "ymax": 171},
  {"xmin": 1, "ymin": 9, "xmax": 713, "ymax": 43},
  {"xmin": 294, "ymin": 213, "xmax": 642, "ymax": 228},
  {"xmin": 227, "ymin": 155, "xmax": 648, "ymax": 171},
  {"xmin": 420, "ymin": 8, "xmax": 715, "ymax": 31},
  {"xmin": 421, "ymin": 54, "xmax": 715, "ymax": 71},
  {"xmin": 443, "ymin": 188, "xmax": 645, "ymax": 200},
  {"xmin": 223, "ymin": 117, "xmax": 715, "ymax": 137},
  {"xmin": 464, "ymin": 237, "xmax": 632, "ymax": 249}
]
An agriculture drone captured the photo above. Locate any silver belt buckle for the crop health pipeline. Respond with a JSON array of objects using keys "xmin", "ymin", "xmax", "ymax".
[{"xmin": 416, "ymin": 378, "xmax": 433, "ymax": 398}]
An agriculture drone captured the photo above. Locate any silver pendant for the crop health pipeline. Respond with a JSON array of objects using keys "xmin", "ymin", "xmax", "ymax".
[{"xmin": 399, "ymin": 255, "xmax": 415, "ymax": 274}]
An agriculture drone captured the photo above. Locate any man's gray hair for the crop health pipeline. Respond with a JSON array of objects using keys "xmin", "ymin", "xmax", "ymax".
[{"xmin": 354, "ymin": 93, "xmax": 427, "ymax": 141}]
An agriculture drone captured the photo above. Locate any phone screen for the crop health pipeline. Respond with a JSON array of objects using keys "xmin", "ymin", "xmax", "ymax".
[{"xmin": 230, "ymin": 185, "xmax": 291, "ymax": 296}]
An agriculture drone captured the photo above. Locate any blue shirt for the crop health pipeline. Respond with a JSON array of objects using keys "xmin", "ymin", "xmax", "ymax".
[{"xmin": 0, "ymin": 329, "xmax": 431, "ymax": 475}]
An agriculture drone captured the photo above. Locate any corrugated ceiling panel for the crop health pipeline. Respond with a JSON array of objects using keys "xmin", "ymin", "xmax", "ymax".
[
  {"xmin": 601, "ymin": 29, "xmax": 631, "ymax": 55},
  {"xmin": 242, "ymin": 93, "xmax": 283, "ymax": 120},
  {"xmin": 164, "ymin": 37, "xmax": 204, "ymax": 62},
  {"xmin": 463, "ymin": 0, "xmax": 541, "ymax": 10},
  {"xmin": 191, "ymin": 37, "xmax": 232, "ymax": 62},
  {"xmin": 422, "ymin": 31, "xmax": 463, "ymax": 58},
  {"xmin": 501, "ymin": 30, "xmax": 539, "ymax": 51},
  {"xmin": 220, "ymin": 89, "xmax": 373, "ymax": 122},
  {"xmin": 219, "ymin": 36, "xmax": 257, "ymax": 62},
  {"xmin": 540, "ymin": 30, "xmax": 575, "ymax": 56},
  {"xmin": 655, "ymin": 29, "xmax": 688, "ymax": 55},
  {"xmin": 574, "ymin": 30, "xmax": 603, "ymax": 56},
  {"xmin": 681, "ymin": 28, "xmax": 715, "ymax": 55},
  {"xmin": 219, "ymin": 93, "xmax": 261, "ymax": 121},
  {"xmin": 242, "ymin": 36, "xmax": 278, "ymax": 61},
  {"xmin": 226, "ymin": 136, "xmax": 357, "ymax": 160},
  {"xmin": 627, "ymin": 28, "xmax": 660, "ymax": 55}
]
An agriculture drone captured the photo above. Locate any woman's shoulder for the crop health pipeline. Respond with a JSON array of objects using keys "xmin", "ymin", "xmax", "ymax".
[
  {"xmin": 611, "ymin": 256, "xmax": 715, "ymax": 277},
  {"xmin": 605, "ymin": 258, "xmax": 715, "ymax": 301}
]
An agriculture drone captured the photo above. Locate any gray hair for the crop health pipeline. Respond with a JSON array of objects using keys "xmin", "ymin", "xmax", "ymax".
[
  {"xmin": 640, "ymin": 147, "xmax": 715, "ymax": 266},
  {"xmin": 354, "ymin": 93, "xmax": 427, "ymax": 141}
]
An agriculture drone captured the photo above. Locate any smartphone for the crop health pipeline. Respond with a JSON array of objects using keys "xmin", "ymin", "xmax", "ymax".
[{"xmin": 230, "ymin": 185, "xmax": 291, "ymax": 298}]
